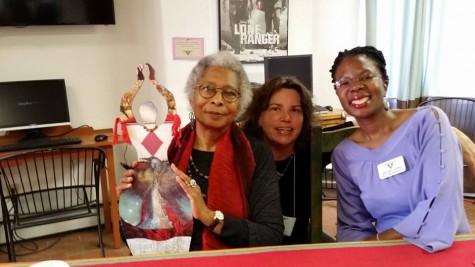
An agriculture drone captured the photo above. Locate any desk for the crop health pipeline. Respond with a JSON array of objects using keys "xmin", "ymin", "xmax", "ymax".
[
  {"xmin": 0, "ymin": 126, "xmax": 122, "ymax": 249},
  {"xmin": 7, "ymin": 235, "xmax": 475, "ymax": 267}
]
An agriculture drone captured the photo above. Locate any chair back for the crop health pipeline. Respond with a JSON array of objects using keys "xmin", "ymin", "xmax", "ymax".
[
  {"xmin": 321, "ymin": 126, "xmax": 359, "ymax": 200},
  {"xmin": 418, "ymin": 97, "xmax": 475, "ymax": 141},
  {"xmin": 0, "ymin": 146, "xmax": 105, "ymax": 261},
  {"xmin": 310, "ymin": 124, "xmax": 358, "ymax": 243},
  {"xmin": 418, "ymin": 97, "xmax": 475, "ymax": 198}
]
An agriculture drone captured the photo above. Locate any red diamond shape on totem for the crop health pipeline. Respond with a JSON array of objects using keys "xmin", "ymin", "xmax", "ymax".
[{"xmin": 141, "ymin": 132, "xmax": 163, "ymax": 156}]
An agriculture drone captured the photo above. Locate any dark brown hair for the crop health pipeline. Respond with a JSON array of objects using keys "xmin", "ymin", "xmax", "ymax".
[{"xmin": 241, "ymin": 76, "xmax": 314, "ymax": 152}]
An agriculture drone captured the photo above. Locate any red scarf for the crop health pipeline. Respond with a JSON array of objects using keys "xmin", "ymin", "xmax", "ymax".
[{"xmin": 168, "ymin": 123, "xmax": 256, "ymax": 250}]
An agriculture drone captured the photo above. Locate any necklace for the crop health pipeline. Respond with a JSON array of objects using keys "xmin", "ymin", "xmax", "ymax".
[
  {"xmin": 277, "ymin": 153, "xmax": 294, "ymax": 179},
  {"xmin": 143, "ymin": 124, "xmax": 158, "ymax": 132},
  {"xmin": 188, "ymin": 156, "xmax": 209, "ymax": 179},
  {"xmin": 187, "ymin": 156, "xmax": 209, "ymax": 199}
]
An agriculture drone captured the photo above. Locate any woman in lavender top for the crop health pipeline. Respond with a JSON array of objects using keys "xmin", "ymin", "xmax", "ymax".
[{"xmin": 329, "ymin": 46, "xmax": 471, "ymax": 252}]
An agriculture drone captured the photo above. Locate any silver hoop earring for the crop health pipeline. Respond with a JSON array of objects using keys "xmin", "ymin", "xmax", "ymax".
[
  {"xmin": 384, "ymin": 98, "xmax": 390, "ymax": 110},
  {"xmin": 189, "ymin": 112, "xmax": 195, "ymax": 129}
]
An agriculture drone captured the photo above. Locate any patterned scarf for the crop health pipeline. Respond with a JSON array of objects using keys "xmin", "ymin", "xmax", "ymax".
[{"xmin": 168, "ymin": 122, "xmax": 256, "ymax": 250}]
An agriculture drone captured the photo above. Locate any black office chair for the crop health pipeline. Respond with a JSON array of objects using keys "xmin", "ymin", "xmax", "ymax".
[
  {"xmin": 0, "ymin": 146, "xmax": 106, "ymax": 262},
  {"xmin": 418, "ymin": 97, "xmax": 475, "ymax": 198}
]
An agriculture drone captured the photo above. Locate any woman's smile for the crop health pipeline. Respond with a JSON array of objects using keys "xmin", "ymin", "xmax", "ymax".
[
  {"xmin": 350, "ymin": 96, "xmax": 371, "ymax": 108},
  {"xmin": 275, "ymin": 127, "xmax": 294, "ymax": 135}
]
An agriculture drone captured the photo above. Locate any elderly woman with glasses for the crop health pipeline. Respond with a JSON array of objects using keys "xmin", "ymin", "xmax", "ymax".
[
  {"xmin": 329, "ymin": 46, "xmax": 471, "ymax": 252},
  {"xmin": 117, "ymin": 51, "xmax": 284, "ymax": 251}
]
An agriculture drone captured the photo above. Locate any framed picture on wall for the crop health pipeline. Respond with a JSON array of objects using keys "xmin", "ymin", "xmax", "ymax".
[{"xmin": 219, "ymin": 0, "xmax": 289, "ymax": 63}]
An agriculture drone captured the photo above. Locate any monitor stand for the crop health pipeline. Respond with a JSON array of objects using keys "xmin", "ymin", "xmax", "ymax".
[{"xmin": 20, "ymin": 129, "xmax": 49, "ymax": 142}]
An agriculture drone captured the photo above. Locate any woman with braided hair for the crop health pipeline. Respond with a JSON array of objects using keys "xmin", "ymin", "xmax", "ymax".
[{"xmin": 330, "ymin": 46, "xmax": 471, "ymax": 252}]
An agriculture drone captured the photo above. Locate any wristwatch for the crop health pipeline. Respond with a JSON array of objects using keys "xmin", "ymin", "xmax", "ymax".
[{"xmin": 208, "ymin": 210, "xmax": 224, "ymax": 230}]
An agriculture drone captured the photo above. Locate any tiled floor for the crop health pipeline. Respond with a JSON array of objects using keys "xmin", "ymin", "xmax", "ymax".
[{"xmin": 0, "ymin": 198, "xmax": 474, "ymax": 264}]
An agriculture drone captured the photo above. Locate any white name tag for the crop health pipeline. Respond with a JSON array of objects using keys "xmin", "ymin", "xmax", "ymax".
[
  {"xmin": 377, "ymin": 156, "xmax": 406, "ymax": 179},
  {"xmin": 283, "ymin": 216, "xmax": 296, "ymax": 237}
]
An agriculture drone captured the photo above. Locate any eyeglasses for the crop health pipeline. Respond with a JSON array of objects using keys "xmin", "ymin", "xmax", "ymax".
[
  {"xmin": 196, "ymin": 84, "xmax": 241, "ymax": 103},
  {"xmin": 334, "ymin": 73, "xmax": 381, "ymax": 90}
]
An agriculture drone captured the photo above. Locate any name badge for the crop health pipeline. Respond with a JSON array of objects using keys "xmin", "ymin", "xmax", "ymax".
[
  {"xmin": 283, "ymin": 216, "xmax": 296, "ymax": 237},
  {"xmin": 377, "ymin": 156, "xmax": 406, "ymax": 179}
]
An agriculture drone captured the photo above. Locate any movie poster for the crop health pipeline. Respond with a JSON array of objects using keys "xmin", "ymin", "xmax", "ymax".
[{"xmin": 219, "ymin": 0, "xmax": 288, "ymax": 63}]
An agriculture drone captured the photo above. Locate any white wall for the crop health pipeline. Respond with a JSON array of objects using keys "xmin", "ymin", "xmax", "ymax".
[{"xmin": 312, "ymin": 0, "xmax": 366, "ymax": 107}]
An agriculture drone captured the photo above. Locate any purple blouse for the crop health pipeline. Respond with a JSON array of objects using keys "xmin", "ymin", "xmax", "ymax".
[{"xmin": 333, "ymin": 106, "xmax": 471, "ymax": 252}]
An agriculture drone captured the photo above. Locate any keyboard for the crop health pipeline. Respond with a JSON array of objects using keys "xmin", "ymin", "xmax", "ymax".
[{"xmin": 0, "ymin": 137, "xmax": 82, "ymax": 152}]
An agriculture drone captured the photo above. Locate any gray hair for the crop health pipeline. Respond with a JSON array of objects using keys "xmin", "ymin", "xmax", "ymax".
[{"xmin": 184, "ymin": 51, "xmax": 252, "ymax": 119}]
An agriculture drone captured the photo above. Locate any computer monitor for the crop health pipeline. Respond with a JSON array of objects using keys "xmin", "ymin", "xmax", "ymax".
[
  {"xmin": 0, "ymin": 0, "xmax": 116, "ymax": 26},
  {"xmin": 264, "ymin": 54, "xmax": 313, "ymax": 91},
  {"xmin": 0, "ymin": 79, "xmax": 71, "ymax": 139}
]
